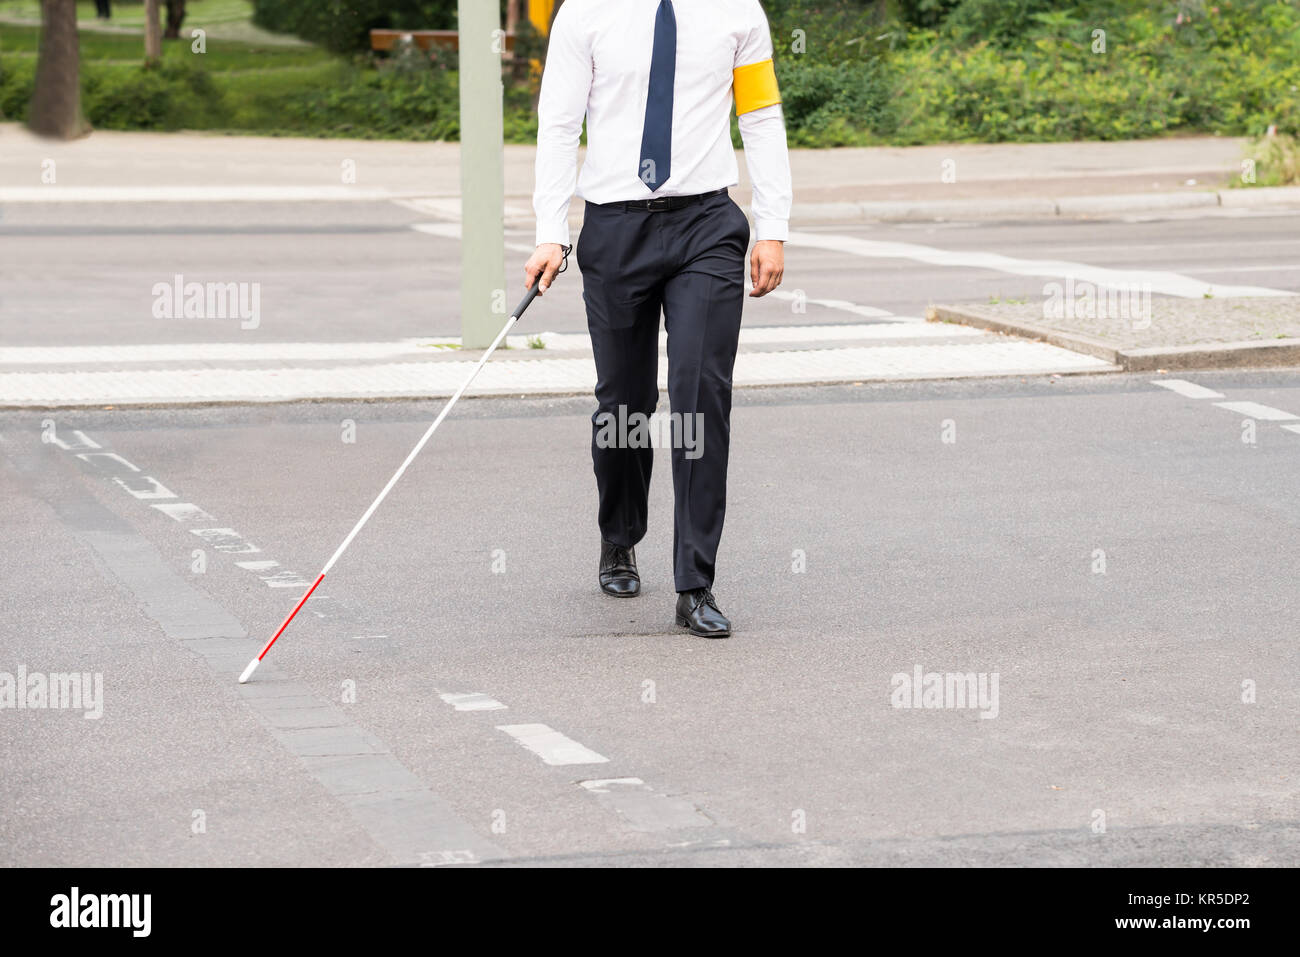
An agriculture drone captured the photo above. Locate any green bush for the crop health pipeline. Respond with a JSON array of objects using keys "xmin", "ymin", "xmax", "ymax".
[
  {"xmin": 943, "ymin": 0, "xmax": 1060, "ymax": 46},
  {"xmin": 264, "ymin": 62, "xmax": 460, "ymax": 139},
  {"xmin": 886, "ymin": 0, "xmax": 1300, "ymax": 144},
  {"xmin": 892, "ymin": 0, "xmax": 962, "ymax": 28},
  {"xmin": 777, "ymin": 58, "xmax": 895, "ymax": 145},
  {"xmin": 83, "ymin": 63, "xmax": 226, "ymax": 131},
  {"xmin": 0, "ymin": 55, "xmax": 36, "ymax": 122}
]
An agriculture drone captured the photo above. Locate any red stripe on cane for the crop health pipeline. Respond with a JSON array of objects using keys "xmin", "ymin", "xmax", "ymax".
[{"xmin": 256, "ymin": 572, "xmax": 325, "ymax": 661}]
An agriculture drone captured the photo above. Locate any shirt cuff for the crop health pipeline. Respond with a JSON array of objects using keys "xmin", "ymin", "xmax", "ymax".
[
  {"xmin": 535, "ymin": 219, "xmax": 571, "ymax": 247},
  {"xmin": 753, "ymin": 217, "xmax": 788, "ymax": 242}
]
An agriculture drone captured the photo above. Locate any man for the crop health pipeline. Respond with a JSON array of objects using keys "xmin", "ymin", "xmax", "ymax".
[{"xmin": 524, "ymin": 0, "xmax": 792, "ymax": 638}]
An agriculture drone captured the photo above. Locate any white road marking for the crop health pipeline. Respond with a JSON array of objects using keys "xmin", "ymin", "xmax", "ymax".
[
  {"xmin": 395, "ymin": 197, "xmax": 535, "ymax": 220},
  {"xmin": 152, "ymin": 502, "xmax": 217, "ymax": 523},
  {"xmin": 737, "ymin": 323, "xmax": 974, "ymax": 342},
  {"xmin": 0, "ymin": 185, "xmax": 410, "ymax": 203},
  {"xmin": 411, "ymin": 221, "xmax": 912, "ymax": 323},
  {"xmin": 579, "ymin": 777, "xmax": 646, "ymax": 792},
  {"xmin": 112, "ymin": 475, "xmax": 177, "ymax": 500},
  {"xmin": 785, "ymin": 230, "xmax": 1296, "ymax": 299},
  {"xmin": 0, "ymin": 340, "xmax": 1114, "ymax": 405},
  {"xmin": 1, "ymin": 341, "xmax": 438, "ymax": 365},
  {"xmin": 761, "ymin": 290, "xmax": 895, "ymax": 319},
  {"xmin": 257, "ymin": 571, "xmax": 312, "ymax": 588},
  {"xmin": 496, "ymin": 723, "xmax": 609, "ymax": 766},
  {"xmin": 0, "ymin": 325, "xmax": 960, "ymax": 365},
  {"xmin": 189, "ymin": 528, "xmax": 262, "ymax": 553},
  {"xmin": 418, "ymin": 850, "xmax": 482, "ymax": 867},
  {"xmin": 1187, "ymin": 264, "xmax": 1300, "ymax": 274},
  {"xmin": 578, "ymin": 778, "xmax": 715, "ymax": 831},
  {"xmin": 52, "ymin": 429, "xmax": 314, "ymax": 589},
  {"xmin": 1212, "ymin": 401, "xmax": 1299, "ymax": 421},
  {"xmin": 45, "ymin": 429, "xmax": 100, "ymax": 450},
  {"xmin": 411, "ymin": 221, "xmax": 536, "ymax": 253},
  {"xmin": 74, "ymin": 451, "xmax": 138, "ymax": 472},
  {"xmin": 439, "ymin": 692, "xmax": 507, "ymax": 712},
  {"xmin": 232, "ymin": 560, "xmax": 307, "ymax": 586},
  {"xmin": 1282, "ymin": 424, "xmax": 1300, "ymax": 435},
  {"xmin": 1151, "ymin": 379, "xmax": 1225, "ymax": 399}
]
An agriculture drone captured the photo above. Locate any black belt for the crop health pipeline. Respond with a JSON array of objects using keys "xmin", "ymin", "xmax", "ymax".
[{"xmin": 599, "ymin": 188, "xmax": 727, "ymax": 212}]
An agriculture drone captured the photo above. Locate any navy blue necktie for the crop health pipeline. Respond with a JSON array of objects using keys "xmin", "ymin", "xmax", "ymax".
[{"xmin": 638, "ymin": 0, "xmax": 676, "ymax": 191}]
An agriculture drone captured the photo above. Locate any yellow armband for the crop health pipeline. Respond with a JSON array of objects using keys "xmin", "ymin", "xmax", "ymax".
[{"xmin": 732, "ymin": 59, "xmax": 781, "ymax": 115}]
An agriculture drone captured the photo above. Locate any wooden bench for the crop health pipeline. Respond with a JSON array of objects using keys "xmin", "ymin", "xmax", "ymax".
[{"xmin": 369, "ymin": 29, "xmax": 518, "ymax": 53}]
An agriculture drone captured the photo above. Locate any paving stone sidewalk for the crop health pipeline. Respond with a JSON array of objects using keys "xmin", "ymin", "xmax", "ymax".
[{"xmin": 931, "ymin": 297, "xmax": 1300, "ymax": 372}]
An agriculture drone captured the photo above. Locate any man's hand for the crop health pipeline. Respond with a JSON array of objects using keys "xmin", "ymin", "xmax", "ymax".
[
  {"xmin": 749, "ymin": 239, "xmax": 784, "ymax": 297},
  {"xmin": 524, "ymin": 243, "xmax": 567, "ymax": 294}
]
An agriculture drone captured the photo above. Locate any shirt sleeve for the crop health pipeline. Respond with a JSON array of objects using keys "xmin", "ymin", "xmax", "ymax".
[
  {"xmin": 533, "ymin": 2, "xmax": 593, "ymax": 247},
  {"xmin": 734, "ymin": 1, "xmax": 792, "ymax": 243}
]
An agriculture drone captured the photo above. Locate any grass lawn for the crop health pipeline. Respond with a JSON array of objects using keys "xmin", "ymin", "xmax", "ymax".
[
  {"xmin": 0, "ymin": 6, "xmax": 469, "ymax": 139},
  {"xmin": 0, "ymin": 0, "xmax": 307, "ymax": 45},
  {"xmin": 1, "ymin": 22, "xmax": 326, "ymax": 70}
]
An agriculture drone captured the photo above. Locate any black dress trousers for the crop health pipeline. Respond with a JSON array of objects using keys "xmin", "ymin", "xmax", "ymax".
[{"xmin": 576, "ymin": 190, "xmax": 750, "ymax": 592}]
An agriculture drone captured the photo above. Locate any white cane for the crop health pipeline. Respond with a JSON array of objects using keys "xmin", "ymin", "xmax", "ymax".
[{"xmin": 239, "ymin": 247, "xmax": 571, "ymax": 683}]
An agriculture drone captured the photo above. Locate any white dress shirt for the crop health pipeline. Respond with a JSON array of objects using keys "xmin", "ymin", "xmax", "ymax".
[{"xmin": 533, "ymin": 0, "xmax": 794, "ymax": 247}]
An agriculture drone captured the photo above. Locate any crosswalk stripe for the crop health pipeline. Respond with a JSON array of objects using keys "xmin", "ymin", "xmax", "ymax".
[
  {"xmin": 0, "ymin": 341, "xmax": 1115, "ymax": 406},
  {"xmin": 787, "ymin": 230, "xmax": 1296, "ymax": 299}
]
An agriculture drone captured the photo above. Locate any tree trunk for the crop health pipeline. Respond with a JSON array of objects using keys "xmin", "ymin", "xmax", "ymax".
[
  {"xmin": 144, "ymin": 0, "xmax": 162, "ymax": 64},
  {"xmin": 28, "ymin": 0, "xmax": 84, "ymax": 140},
  {"xmin": 164, "ymin": 0, "xmax": 186, "ymax": 40}
]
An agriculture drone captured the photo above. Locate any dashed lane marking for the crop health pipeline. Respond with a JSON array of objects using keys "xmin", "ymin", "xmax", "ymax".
[
  {"xmin": 43, "ymin": 429, "xmax": 100, "ymax": 450},
  {"xmin": 44, "ymin": 426, "xmax": 313, "ymax": 590},
  {"xmin": 152, "ymin": 502, "xmax": 217, "ymax": 523},
  {"xmin": 577, "ymin": 778, "xmax": 716, "ymax": 832},
  {"xmin": 497, "ymin": 723, "xmax": 610, "ymax": 766},
  {"xmin": 5, "ymin": 429, "xmax": 506, "ymax": 865},
  {"xmin": 452, "ymin": 700, "xmax": 734, "ymax": 840},
  {"xmin": 439, "ymin": 692, "xmax": 508, "ymax": 712},
  {"xmin": 113, "ymin": 475, "xmax": 176, "ymax": 500},
  {"xmin": 1151, "ymin": 379, "xmax": 1225, "ymax": 400},
  {"xmin": 1152, "ymin": 379, "xmax": 1300, "ymax": 438}
]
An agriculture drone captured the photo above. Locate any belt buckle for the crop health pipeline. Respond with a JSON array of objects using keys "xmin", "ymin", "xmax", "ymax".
[{"xmin": 645, "ymin": 197, "xmax": 671, "ymax": 212}]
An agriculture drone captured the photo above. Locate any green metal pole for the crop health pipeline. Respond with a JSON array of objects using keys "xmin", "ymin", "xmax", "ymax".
[{"xmin": 457, "ymin": 0, "xmax": 507, "ymax": 348}]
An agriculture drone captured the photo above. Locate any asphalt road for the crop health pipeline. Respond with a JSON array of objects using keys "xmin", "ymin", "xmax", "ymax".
[
  {"xmin": 2, "ymin": 202, "xmax": 1298, "ymax": 345},
  {"xmin": 3, "ymin": 371, "xmax": 1298, "ymax": 866}
]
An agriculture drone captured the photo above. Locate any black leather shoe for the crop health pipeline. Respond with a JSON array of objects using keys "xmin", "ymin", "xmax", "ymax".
[
  {"xmin": 675, "ymin": 588, "xmax": 731, "ymax": 638},
  {"xmin": 599, "ymin": 541, "xmax": 640, "ymax": 597}
]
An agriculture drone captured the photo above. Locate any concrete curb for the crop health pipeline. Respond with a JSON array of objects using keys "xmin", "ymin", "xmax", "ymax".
[
  {"xmin": 793, "ymin": 185, "xmax": 1300, "ymax": 223},
  {"xmin": 929, "ymin": 305, "xmax": 1300, "ymax": 371},
  {"xmin": 5, "ymin": 185, "xmax": 1299, "ymax": 225}
]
